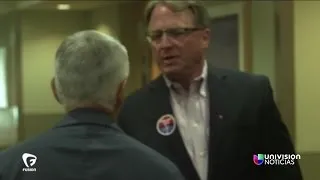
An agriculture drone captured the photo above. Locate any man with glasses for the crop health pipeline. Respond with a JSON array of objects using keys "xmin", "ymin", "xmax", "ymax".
[{"xmin": 118, "ymin": 1, "xmax": 302, "ymax": 180}]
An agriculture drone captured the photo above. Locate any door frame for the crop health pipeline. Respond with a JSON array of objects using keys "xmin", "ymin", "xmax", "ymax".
[
  {"xmin": 0, "ymin": 47, "xmax": 8, "ymax": 108},
  {"xmin": 206, "ymin": 1, "xmax": 252, "ymax": 72}
]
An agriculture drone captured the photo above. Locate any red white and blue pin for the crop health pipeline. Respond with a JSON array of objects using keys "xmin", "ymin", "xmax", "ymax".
[{"xmin": 156, "ymin": 114, "xmax": 176, "ymax": 136}]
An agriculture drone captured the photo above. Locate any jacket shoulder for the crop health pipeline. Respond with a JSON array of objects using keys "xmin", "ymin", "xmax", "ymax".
[
  {"xmin": 211, "ymin": 67, "xmax": 272, "ymax": 93},
  {"xmin": 104, "ymin": 133, "xmax": 184, "ymax": 180},
  {"xmin": 124, "ymin": 81, "xmax": 155, "ymax": 102},
  {"xmin": 0, "ymin": 131, "xmax": 54, "ymax": 175},
  {"xmin": 120, "ymin": 78, "xmax": 162, "ymax": 111},
  {"xmin": 212, "ymin": 67, "xmax": 269, "ymax": 83}
]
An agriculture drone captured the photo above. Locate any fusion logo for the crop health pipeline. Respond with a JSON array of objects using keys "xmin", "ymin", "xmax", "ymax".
[
  {"xmin": 253, "ymin": 153, "xmax": 301, "ymax": 166},
  {"xmin": 22, "ymin": 153, "xmax": 37, "ymax": 172}
]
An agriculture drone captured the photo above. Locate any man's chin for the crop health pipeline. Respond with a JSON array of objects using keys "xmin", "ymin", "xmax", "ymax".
[
  {"xmin": 162, "ymin": 68, "xmax": 184, "ymax": 80},
  {"xmin": 163, "ymin": 68, "xmax": 178, "ymax": 75}
]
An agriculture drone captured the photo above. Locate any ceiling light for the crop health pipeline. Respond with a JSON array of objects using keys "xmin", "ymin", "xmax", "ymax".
[{"xmin": 57, "ymin": 4, "xmax": 70, "ymax": 10}]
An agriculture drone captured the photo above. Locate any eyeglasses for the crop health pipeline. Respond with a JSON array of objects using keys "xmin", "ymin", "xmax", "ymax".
[{"xmin": 146, "ymin": 27, "xmax": 203, "ymax": 43}]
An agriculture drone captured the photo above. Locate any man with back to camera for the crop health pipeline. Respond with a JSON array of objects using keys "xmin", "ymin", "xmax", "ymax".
[
  {"xmin": 0, "ymin": 30, "xmax": 185, "ymax": 180},
  {"xmin": 117, "ymin": 1, "xmax": 303, "ymax": 180}
]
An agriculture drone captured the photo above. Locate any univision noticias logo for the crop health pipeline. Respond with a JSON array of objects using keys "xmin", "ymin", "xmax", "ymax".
[
  {"xmin": 253, "ymin": 154, "xmax": 264, "ymax": 165},
  {"xmin": 253, "ymin": 153, "xmax": 301, "ymax": 166}
]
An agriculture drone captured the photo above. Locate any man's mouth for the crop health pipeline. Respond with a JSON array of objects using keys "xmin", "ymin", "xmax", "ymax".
[
  {"xmin": 163, "ymin": 55, "xmax": 178, "ymax": 61},
  {"xmin": 163, "ymin": 56, "xmax": 177, "ymax": 65}
]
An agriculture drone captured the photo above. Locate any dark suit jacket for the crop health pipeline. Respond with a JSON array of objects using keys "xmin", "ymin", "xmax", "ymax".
[
  {"xmin": 117, "ymin": 67, "xmax": 303, "ymax": 180},
  {"xmin": 0, "ymin": 108, "xmax": 185, "ymax": 180}
]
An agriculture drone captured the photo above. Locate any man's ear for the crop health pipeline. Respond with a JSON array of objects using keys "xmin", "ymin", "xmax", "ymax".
[
  {"xmin": 116, "ymin": 79, "xmax": 127, "ymax": 102},
  {"xmin": 201, "ymin": 28, "xmax": 210, "ymax": 49},
  {"xmin": 51, "ymin": 78, "xmax": 61, "ymax": 104},
  {"xmin": 114, "ymin": 79, "xmax": 127, "ymax": 115}
]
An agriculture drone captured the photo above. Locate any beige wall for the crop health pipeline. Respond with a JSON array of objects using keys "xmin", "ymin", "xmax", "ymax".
[
  {"xmin": 90, "ymin": 3, "xmax": 120, "ymax": 39},
  {"xmin": 117, "ymin": 2, "xmax": 148, "ymax": 95},
  {"xmin": 0, "ymin": 16, "xmax": 8, "ymax": 47},
  {"xmin": 294, "ymin": 1, "xmax": 320, "ymax": 153},
  {"xmin": 21, "ymin": 11, "xmax": 90, "ymax": 115},
  {"xmin": 251, "ymin": 1, "xmax": 276, "ymax": 91},
  {"xmin": 18, "ymin": 2, "xmax": 146, "ymax": 138},
  {"xmin": 90, "ymin": 2, "xmax": 147, "ymax": 95}
]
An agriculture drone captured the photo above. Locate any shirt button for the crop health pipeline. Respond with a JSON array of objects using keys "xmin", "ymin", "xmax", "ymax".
[
  {"xmin": 200, "ymin": 151, "xmax": 206, "ymax": 157},
  {"xmin": 196, "ymin": 103, "xmax": 200, "ymax": 109}
]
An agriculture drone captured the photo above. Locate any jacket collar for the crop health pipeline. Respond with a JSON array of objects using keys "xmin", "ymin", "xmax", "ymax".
[
  {"xmin": 53, "ymin": 108, "xmax": 122, "ymax": 132},
  {"xmin": 149, "ymin": 64, "xmax": 227, "ymax": 91},
  {"xmin": 163, "ymin": 60, "xmax": 208, "ymax": 97}
]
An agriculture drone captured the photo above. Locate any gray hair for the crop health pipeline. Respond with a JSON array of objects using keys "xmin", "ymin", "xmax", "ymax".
[
  {"xmin": 54, "ymin": 30, "xmax": 129, "ymax": 110},
  {"xmin": 144, "ymin": 0, "xmax": 210, "ymax": 28}
]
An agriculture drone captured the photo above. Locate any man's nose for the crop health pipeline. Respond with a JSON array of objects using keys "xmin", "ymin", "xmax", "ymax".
[{"xmin": 158, "ymin": 34, "xmax": 172, "ymax": 48}]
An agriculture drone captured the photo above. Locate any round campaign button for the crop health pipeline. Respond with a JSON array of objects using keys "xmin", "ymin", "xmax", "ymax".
[{"xmin": 156, "ymin": 114, "xmax": 176, "ymax": 136}]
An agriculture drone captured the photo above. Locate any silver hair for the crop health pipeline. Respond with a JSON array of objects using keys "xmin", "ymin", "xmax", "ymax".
[{"xmin": 54, "ymin": 30, "xmax": 129, "ymax": 110}]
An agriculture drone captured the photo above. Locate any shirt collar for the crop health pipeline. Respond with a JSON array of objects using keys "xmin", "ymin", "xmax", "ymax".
[{"xmin": 163, "ymin": 60, "xmax": 208, "ymax": 97}]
